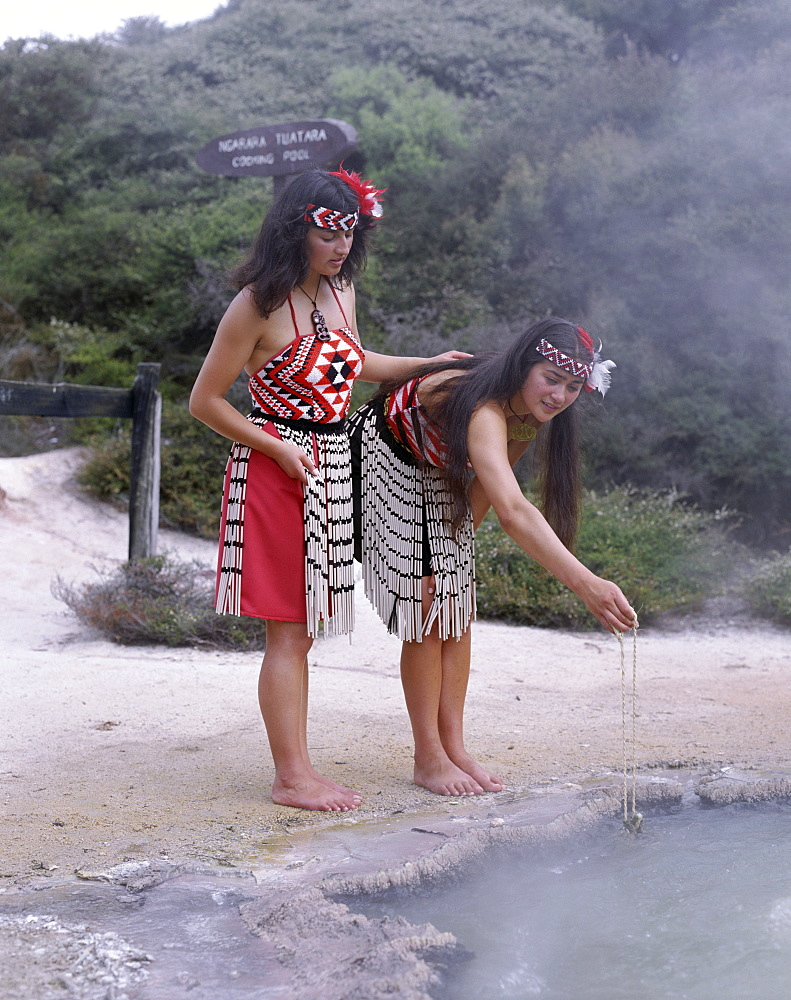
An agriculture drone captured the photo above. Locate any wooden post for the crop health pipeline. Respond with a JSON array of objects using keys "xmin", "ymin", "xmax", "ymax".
[
  {"xmin": 0, "ymin": 380, "xmax": 133, "ymax": 418},
  {"xmin": 0, "ymin": 365, "xmax": 162, "ymax": 562},
  {"xmin": 128, "ymin": 363, "xmax": 162, "ymax": 562}
]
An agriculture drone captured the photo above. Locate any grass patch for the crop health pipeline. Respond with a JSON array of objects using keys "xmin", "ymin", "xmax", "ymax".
[
  {"xmin": 475, "ymin": 486, "xmax": 738, "ymax": 629},
  {"xmin": 53, "ymin": 554, "xmax": 266, "ymax": 649}
]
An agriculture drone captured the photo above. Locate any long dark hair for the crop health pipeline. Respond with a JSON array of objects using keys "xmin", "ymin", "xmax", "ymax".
[
  {"xmin": 378, "ymin": 317, "xmax": 595, "ymax": 549},
  {"xmin": 230, "ymin": 169, "xmax": 376, "ymax": 317}
]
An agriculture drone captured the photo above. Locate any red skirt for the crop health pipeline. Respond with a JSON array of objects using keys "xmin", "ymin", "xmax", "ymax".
[
  {"xmin": 215, "ymin": 415, "xmax": 355, "ymax": 635},
  {"xmin": 215, "ymin": 421, "xmax": 307, "ymax": 621}
]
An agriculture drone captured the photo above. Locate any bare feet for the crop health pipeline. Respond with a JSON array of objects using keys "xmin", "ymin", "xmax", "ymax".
[
  {"xmin": 272, "ymin": 774, "xmax": 361, "ymax": 812},
  {"xmin": 448, "ymin": 751, "xmax": 504, "ymax": 792},
  {"xmin": 413, "ymin": 752, "xmax": 485, "ymax": 796},
  {"xmin": 310, "ymin": 768, "xmax": 363, "ymax": 803}
]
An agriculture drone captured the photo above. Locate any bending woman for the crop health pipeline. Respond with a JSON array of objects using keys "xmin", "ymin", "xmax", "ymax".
[
  {"xmin": 349, "ymin": 317, "xmax": 636, "ymax": 797},
  {"xmin": 190, "ymin": 167, "xmax": 464, "ymax": 812}
]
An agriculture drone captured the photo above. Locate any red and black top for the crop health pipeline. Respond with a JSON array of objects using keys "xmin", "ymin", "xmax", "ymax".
[{"xmin": 249, "ymin": 285, "xmax": 364, "ymax": 423}]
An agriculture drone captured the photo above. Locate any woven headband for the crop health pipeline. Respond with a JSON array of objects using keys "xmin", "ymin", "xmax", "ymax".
[
  {"xmin": 303, "ymin": 168, "xmax": 386, "ymax": 231},
  {"xmin": 304, "ymin": 204, "xmax": 360, "ymax": 231},
  {"xmin": 535, "ymin": 338, "xmax": 593, "ymax": 378},
  {"xmin": 535, "ymin": 330, "xmax": 616, "ymax": 395}
]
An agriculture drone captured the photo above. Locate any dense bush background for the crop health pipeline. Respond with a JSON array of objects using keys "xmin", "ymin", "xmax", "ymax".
[
  {"xmin": 2, "ymin": 0, "xmax": 790, "ymax": 564},
  {"xmin": 475, "ymin": 487, "xmax": 737, "ymax": 627}
]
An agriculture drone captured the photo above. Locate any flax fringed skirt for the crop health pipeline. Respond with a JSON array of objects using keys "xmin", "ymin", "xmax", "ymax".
[
  {"xmin": 215, "ymin": 412, "xmax": 355, "ymax": 638},
  {"xmin": 348, "ymin": 400, "xmax": 475, "ymax": 642}
]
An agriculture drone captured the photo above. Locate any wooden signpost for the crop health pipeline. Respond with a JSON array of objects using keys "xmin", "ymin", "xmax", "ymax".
[{"xmin": 195, "ymin": 117, "xmax": 358, "ymax": 193}]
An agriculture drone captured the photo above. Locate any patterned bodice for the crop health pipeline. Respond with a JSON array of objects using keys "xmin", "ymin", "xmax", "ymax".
[
  {"xmin": 385, "ymin": 377, "xmax": 449, "ymax": 467},
  {"xmin": 249, "ymin": 298, "xmax": 364, "ymax": 423}
]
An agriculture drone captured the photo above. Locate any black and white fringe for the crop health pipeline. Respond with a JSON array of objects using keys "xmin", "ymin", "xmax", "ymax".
[
  {"xmin": 216, "ymin": 415, "xmax": 355, "ymax": 638},
  {"xmin": 351, "ymin": 405, "xmax": 475, "ymax": 641},
  {"xmin": 215, "ymin": 442, "xmax": 248, "ymax": 617}
]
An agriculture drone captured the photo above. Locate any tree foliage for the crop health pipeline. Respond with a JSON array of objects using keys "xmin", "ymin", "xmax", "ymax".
[{"xmin": 1, "ymin": 0, "xmax": 790, "ymax": 544}]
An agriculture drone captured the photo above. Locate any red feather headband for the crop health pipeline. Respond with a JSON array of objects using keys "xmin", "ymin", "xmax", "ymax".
[{"xmin": 329, "ymin": 166, "xmax": 386, "ymax": 219}]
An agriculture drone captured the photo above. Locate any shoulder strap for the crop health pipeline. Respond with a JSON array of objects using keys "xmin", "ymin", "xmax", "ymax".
[
  {"xmin": 405, "ymin": 377, "xmax": 421, "ymax": 407},
  {"xmin": 328, "ymin": 282, "xmax": 349, "ymax": 326},
  {"xmin": 286, "ymin": 293, "xmax": 300, "ymax": 335}
]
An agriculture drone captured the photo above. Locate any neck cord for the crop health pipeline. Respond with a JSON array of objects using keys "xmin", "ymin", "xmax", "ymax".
[
  {"xmin": 296, "ymin": 276, "xmax": 331, "ymax": 341},
  {"xmin": 506, "ymin": 400, "xmax": 537, "ymax": 441},
  {"xmin": 297, "ymin": 274, "xmax": 321, "ymax": 308}
]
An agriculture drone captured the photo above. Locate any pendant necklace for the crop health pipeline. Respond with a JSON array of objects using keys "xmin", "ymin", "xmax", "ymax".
[
  {"xmin": 297, "ymin": 276, "xmax": 331, "ymax": 341},
  {"xmin": 506, "ymin": 400, "xmax": 538, "ymax": 441}
]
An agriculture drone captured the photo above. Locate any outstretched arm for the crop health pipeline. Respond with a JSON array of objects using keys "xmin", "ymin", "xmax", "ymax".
[
  {"xmin": 359, "ymin": 350, "xmax": 471, "ymax": 383},
  {"xmin": 344, "ymin": 281, "xmax": 473, "ymax": 383},
  {"xmin": 469, "ymin": 433, "xmax": 533, "ymax": 529},
  {"xmin": 467, "ymin": 403, "xmax": 636, "ymax": 633}
]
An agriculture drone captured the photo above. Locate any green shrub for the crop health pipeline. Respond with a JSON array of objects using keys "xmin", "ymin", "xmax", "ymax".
[
  {"xmin": 475, "ymin": 486, "xmax": 738, "ymax": 628},
  {"xmin": 739, "ymin": 550, "xmax": 791, "ymax": 625},
  {"xmin": 53, "ymin": 553, "xmax": 266, "ymax": 649},
  {"xmin": 0, "ymin": 319, "xmax": 141, "ymax": 454},
  {"xmin": 77, "ymin": 400, "xmax": 232, "ymax": 538}
]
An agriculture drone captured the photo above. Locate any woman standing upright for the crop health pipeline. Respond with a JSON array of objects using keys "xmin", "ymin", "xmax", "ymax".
[
  {"xmin": 349, "ymin": 318, "xmax": 636, "ymax": 797},
  {"xmin": 190, "ymin": 168, "xmax": 465, "ymax": 812}
]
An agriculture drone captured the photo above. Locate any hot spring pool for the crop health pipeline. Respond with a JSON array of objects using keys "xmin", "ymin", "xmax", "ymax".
[
  {"xmin": 4, "ymin": 798, "xmax": 790, "ymax": 999},
  {"xmin": 355, "ymin": 800, "xmax": 791, "ymax": 1000}
]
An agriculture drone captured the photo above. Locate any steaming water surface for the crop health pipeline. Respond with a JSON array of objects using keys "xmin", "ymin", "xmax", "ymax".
[
  {"xmin": 358, "ymin": 801, "xmax": 791, "ymax": 1000},
  {"xmin": 0, "ymin": 873, "xmax": 290, "ymax": 999},
  {"xmin": 4, "ymin": 802, "xmax": 791, "ymax": 998}
]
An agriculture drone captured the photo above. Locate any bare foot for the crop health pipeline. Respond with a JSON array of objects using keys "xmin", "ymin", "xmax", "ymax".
[
  {"xmin": 448, "ymin": 751, "xmax": 504, "ymax": 792},
  {"xmin": 310, "ymin": 768, "xmax": 363, "ymax": 803},
  {"xmin": 413, "ymin": 753, "xmax": 485, "ymax": 796},
  {"xmin": 272, "ymin": 775, "xmax": 361, "ymax": 811}
]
